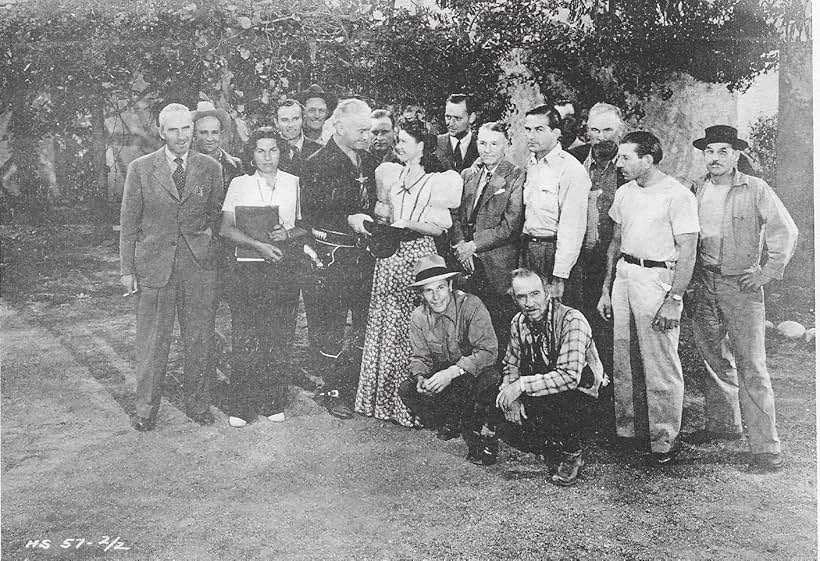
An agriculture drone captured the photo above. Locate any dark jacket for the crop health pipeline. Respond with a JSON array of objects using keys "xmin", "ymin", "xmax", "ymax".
[
  {"xmin": 120, "ymin": 148, "xmax": 224, "ymax": 287},
  {"xmin": 452, "ymin": 159, "xmax": 525, "ymax": 295},
  {"xmin": 280, "ymin": 137, "xmax": 322, "ymax": 177},
  {"xmin": 435, "ymin": 133, "xmax": 478, "ymax": 172},
  {"xmin": 300, "ymin": 137, "xmax": 379, "ymax": 233}
]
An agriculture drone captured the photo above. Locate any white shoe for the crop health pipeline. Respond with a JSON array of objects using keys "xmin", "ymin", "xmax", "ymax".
[
  {"xmin": 267, "ymin": 412, "xmax": 285, "ymax": 422},
  {"xmin": 228, "ymin": 416, "xmax": 248, "ymax": 428}
]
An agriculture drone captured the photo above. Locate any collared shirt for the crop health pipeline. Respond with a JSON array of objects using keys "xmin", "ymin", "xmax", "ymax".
[
  {"xmin": 408, "ymin": 290, "xmax": 497, "ymax": 379},
  {"xmin": 523, "ymin": 143, "xmax": 591, "ymax": 278},
  {"xmin": 164, "ymin": 146, "xmax": 188, "ymax": 172},
  {"xmin": 449, "ymin": 131, "xmax": 473, "ymax": 160},
  {"xmin": 501, "ymin": 301, "xmax": 605, "ymax": 398},
  {"xmin": 222, "ymin": 170, "xmax": 301, "ymax": 229}
]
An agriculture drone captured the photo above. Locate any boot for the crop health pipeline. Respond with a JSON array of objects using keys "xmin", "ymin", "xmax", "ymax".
[{"xmin": 551, "ymin": 450, "xmax": 584, "ymax": 487}]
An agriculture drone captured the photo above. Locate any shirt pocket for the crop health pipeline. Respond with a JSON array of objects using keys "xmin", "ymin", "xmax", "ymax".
[{"xmin": 428, "ymin": 341, "xmax": 447, "ymax": 363}]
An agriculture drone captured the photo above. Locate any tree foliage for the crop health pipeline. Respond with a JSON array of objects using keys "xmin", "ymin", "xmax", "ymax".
[{"xmin": 0, "ymin": 0, "xmax": 789, "ymax": 218}]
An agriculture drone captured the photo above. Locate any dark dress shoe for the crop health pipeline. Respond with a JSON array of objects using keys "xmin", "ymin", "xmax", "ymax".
[
  {"xmin": 647, "ymin": 450, "xmax": 677, "ymax": 467},
  {"xmin": 750, "ymin": 452, "xmax": 783, "ymax": 472},
  {"xmin": 436, "ymin": 423, "xmax": 460, "ymax": 441},
  {"xmin": 325, "ymin": 396, "xmax": 354, "ymax": 420},
  {"xmin": 467, "ymin": 436, "xmax": 499, "ymax": 466},
  {"xmin": 189, "ymin": 409, "xmax": 215, "ymax": 426},
  {"xmin": 551, "ymin": 451, "xmax": 584, "ymax": 486},
  {"xmin": 684, "ymin": 429, "xmax": 742, "ymax": 444},
  {"xmin": 132, "ymin": 417, "xmax": 154, "ymax": 432}
]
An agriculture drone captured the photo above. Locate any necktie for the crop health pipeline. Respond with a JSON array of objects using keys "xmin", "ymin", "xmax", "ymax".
[
  {"xmin": 172, "ymin": 157, "xmax": 185, "ymax": 196},
  {"xmin": 453, "ymin": 139, "xmax": 463, "ymax": 170},
  {"xmin": 291, "ymin": 146, "xmax": 301, "ymax": 162},
  {"xmin": 472, "ymin": 169, "xmax": 492, "ymax": 211}
]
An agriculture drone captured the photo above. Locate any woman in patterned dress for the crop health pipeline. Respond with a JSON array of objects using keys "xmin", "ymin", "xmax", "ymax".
[{"xmin": 355, "ymin": 118, "xmax": 463, "ymax": 426}]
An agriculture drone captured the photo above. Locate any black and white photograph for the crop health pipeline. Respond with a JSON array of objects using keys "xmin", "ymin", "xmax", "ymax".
[{"xmin": 0, "ymin": 0, "xmax": 815, "ymax": 559}]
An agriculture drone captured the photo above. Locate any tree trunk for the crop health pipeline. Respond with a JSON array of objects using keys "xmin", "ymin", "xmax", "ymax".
[
  {"xmin": 776, "ymin": 43, "xmax": 813, "ymax": 282},
  {"xmin": 89, "ymin": 102, "xmax": 111, "ymax": 224}
]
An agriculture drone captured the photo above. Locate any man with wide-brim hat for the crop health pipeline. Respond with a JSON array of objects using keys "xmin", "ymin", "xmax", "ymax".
[
  {"xmin": 295, "ymin": 84, "xmax": 338, "ymax": 144},
  {"xmin": 399, "ymin": 254, "xmax": 502, "ymax": 466},
  {"xmin": 190, "ymin": 101, "xmax": 243, "ymax": 192},
  {"xmin": 685, "ymin": 124, "xmax": 798, "ymax": 472}
]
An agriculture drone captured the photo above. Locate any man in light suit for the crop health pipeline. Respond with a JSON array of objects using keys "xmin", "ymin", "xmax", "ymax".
[
  {"xmin": 435, "ymin": 93, "xmax": 479, "ymax": 173},
  {"xmin": 452, "ymin": 121, "xmax": 525, "ymax": 355},
  {"xmin": 120, "ymin": 103, "xmax": 224, "ymax": 431}
]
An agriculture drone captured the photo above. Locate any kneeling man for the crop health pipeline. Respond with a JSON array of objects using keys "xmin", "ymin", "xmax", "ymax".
[
  {"xmin": 497, "ymin": 268, "xmax": 607, "ymax": 486},
  {"xmin": 399, "ymin": 255, "xmax": 501, "ymax": 465}
]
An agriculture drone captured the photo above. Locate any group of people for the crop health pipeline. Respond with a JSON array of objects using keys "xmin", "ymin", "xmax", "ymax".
[{"xmin": 119, "ymin": 85, "xmax": 797, "ymax": 487}]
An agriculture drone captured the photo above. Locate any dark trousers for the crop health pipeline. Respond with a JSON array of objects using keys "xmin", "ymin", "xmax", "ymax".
[
  {"xmin": 134, "ymin": 243, "xmax": 217, "ymax": 419},
  {"xmin": 398, "ymin": 366, "xmax": 500, "ymax": 432},
  {"xmin": 305, "ymin": 246, "xmax": 374, "ymax": 398},
  {"xmin": 461, "ymin": 263, "xmax": 517, "ymax": 361},
  {"xmin": 517, "ymin": 390, "xmax": 592, "ymax": 454},
  {"xmin": 579, "ymin": 244, "xmax": 615, "ymax": 434},
  {"xmin": 520, "ymin": 238, "xmax": 583, "ymax": 309},
  {"xmin": 225, "ymin": 263, "xmax": 300, "ymax": 420}
]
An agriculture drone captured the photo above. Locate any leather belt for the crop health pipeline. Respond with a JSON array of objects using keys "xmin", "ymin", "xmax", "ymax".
[
  {"xmin": 701, "ymin": 263, "xmax": 722, "ymax": 274},
  {"xmin": 522, "ymin": 234, "xmax": 556, "ymax": 243},
  {"xmin": 621, "ymin": 253, "xmax": 670, "ymax": 269},
  {"xmin": 312, "ymin": 228, "xmax": 357, "ymax": 247}
]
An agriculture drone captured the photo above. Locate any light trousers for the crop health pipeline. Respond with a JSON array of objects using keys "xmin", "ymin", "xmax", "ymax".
[
  {"xmin": 691, "ymin": 270, "xmax": 780, "ymax": 454},
  {"xmin": 612, "ymin": 259, "xmax": 683, "ymax": 453}
]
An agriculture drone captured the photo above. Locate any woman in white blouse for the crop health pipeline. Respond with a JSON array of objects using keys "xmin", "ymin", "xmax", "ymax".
[
  {"xmin": 355, "ymin": 118, "xmax": 463, "ymax": 427},
  {"xmin": 219, "ymin": 127, "xmax": 308, "ymax": 428}
]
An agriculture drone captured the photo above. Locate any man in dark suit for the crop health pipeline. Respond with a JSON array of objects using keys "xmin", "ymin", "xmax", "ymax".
[
  {"xmin": 300, "ymin": 98, "xmax": 378, "ymax": 420},
  {"xmin": 275, "ymin": 98, "xmax": 322, "ymax": 177},
  {"xmin": 435, "ymin": 93, "xmax": 479, "ymax": 173},
  {"xmin": 452, "ymin": 122, "xmax": 525, "ymax": 356},
  {"xmin": 120, "ymin": 103, "xmax": 224, "ymax": 431}
]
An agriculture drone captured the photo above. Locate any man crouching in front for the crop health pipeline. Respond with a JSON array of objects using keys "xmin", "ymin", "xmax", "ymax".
[
  {"xmin": 398, "ymin": 254, "xmax": 502, "ymax": 466},
  {"xmin": 496, "ymin": 268, "xmax": 607, "ymax": 486}
]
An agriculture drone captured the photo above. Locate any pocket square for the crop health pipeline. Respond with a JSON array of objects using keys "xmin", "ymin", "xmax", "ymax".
[{"xmin": 492, "ymin": 188, "xmax": 506, "ymax": 195}]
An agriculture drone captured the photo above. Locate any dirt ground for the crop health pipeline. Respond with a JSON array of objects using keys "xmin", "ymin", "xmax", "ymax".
[{"xmin": 1, "ymin": 225, "xmax": 816, "ymax": 561}]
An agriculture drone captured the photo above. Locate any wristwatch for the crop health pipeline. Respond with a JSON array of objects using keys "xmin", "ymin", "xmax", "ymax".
[
  {"xmin": 667, "ymin": 292, "xmax": 683, "ymax": 302},
  {"xmin": 455, "ymin": 366, "xmax": 466, "ymax": 377}
]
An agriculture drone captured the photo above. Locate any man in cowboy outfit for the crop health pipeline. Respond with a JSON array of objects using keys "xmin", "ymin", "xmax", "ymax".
[
  {"xmin": 296, "ymin": 84, "xmax": 338, "ymax": 145},
  {"xmin": 686, "ymin": 125, "xmax": 797, "ymax": 472},
  {"xmin": 191, "ymin": 101, "xmax": 243, "ymax": 192},
  {"xmin": 300, "ymin": 98, "xmax": 378, "ymax": 419},
  {"xmin": 399, "ymin": 254, "xmax": 502, "ymax": 466}
]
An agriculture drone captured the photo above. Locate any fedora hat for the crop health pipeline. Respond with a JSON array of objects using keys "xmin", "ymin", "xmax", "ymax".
[
  {"xmin": 190, "ymin": 101, "xmax": 231, "ymax": 130},
  {"xmin": 408, "ymin": 254, "xmax": 459, "ymax": 288},
  {"xmin": 295, "ymin": 84, "xmax": 338, "ymax": 114},
  {"xmin": 693, "ymin": 125, "xmax": 749, "ymax": 151}
]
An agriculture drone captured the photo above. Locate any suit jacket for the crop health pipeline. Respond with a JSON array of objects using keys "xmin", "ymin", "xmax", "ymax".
[
  {"xmin": 280, "ymin": 137, "xmax": 322, "ymax": 177},
  {"xmin": 435, "ymin": 133, "xmax": 478, "ymax": 173},
  {"xmin": 300, "ymin": 137, "xmax": 379, "ymax": 233},
  {"xmin": 452, "ymin": 159, "xmax": 525, "ymax": 295},
  {"xmin": 119, "ymin": 148, "xmax": 224, "ymax": 288}
]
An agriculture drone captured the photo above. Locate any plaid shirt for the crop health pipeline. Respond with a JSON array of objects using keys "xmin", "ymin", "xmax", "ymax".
[{"xmin": 502, "ymin": 300, "xmax": 603, "ymax": 397}]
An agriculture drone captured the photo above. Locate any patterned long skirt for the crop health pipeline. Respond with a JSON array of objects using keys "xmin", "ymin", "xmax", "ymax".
[{"xmin": 355, "ymin": 235, "xmax": 436, "ymax": 427}]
